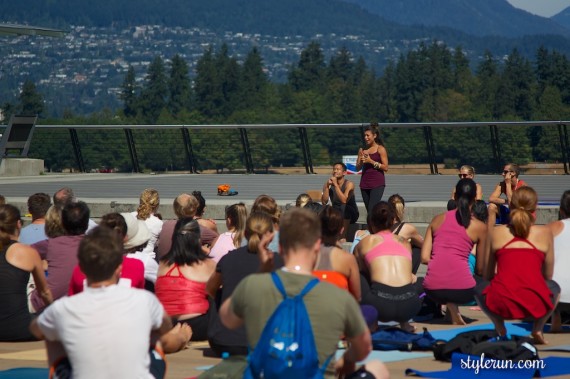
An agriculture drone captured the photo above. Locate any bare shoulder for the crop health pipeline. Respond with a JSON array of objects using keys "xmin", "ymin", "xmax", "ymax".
[
  {"xmin": 430, "ymin": 212, "xmax": 446, "ymax": 230},
  {"xmin": 7, "ymin": 242, "xmax": 38, "ymax": 258},
  {"xmin": 546, "ymin": 220, "xmax": 564, "ymax": 237},
  {"xmin": 531, "ymin": 225, "xmax": 553, "ymax": 240}
]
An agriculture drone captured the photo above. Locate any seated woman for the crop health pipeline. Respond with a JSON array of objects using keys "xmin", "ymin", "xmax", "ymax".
[
  {"xmin": 314, "ymin": 206, "xmax": 361, "ymax": 300},
  {"xmin": 208, "ymin": 203, "xmax": 247, "ymax": 263},
  {"xmin": 476, "ymin": 187, "xmax": 560, "ymax": 344},
  {"xmin": 206, "ymin": 212, "xmax": 284, "ymax": 356},
  {"xmin": 155, "ymin": 218, "xmax": 216, "ymax": 341},
  {"xmin": 388, "ymin": 194, "xmax": 424, "ymax": 274},
  {"xmin": 192, "ymin": 191, "xmax": 219, "ymax": 234},
  {"xmin": 131, "ymin": 188, "xmax": 163, "ymax": 259},
  {"xmin": 548, "ymin": 190, "xmax": 570, "ymax": 332},
  {"xmin": 355, "ymin": 201, "xmax": 421, "ymax": 332},
  {"xmin": 68, "ymin": 213, "xmax": 146, "ymax": 294},
  {"xmin": 0, "ymin": 204, "xmax": 52, "ymax": 341},
  {"xmin": 251, "ymin": 194, "xmax": 281, "ymax": 252},
  {"xmin": 422, "ymin": 178, "xmax": 487, "ymax": 325}
]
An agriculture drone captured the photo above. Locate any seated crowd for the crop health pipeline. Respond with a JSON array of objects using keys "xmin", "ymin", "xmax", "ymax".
[{"xmin": 0, "ymin": 174, "xmax": 568, "ymax": 379}]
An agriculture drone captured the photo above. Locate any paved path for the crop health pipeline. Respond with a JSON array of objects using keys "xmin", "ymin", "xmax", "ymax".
[{"xmin": 0, "ymin": 173, "xmax": 567, "ymax": 203}]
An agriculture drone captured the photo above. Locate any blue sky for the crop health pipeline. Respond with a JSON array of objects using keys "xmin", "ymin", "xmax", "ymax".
[{"xmin": 507, "ymin": 0, "xmax": 570, "ymax": 17}]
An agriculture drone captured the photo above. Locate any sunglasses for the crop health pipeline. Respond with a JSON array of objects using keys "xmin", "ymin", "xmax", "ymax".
[
  {"xmin": 502, "ymin": 170, "xmax": 513, "ymax": 174},
  {"xmin": 458, "ymin": 174, "xmax": 470, "ymax": 178}
]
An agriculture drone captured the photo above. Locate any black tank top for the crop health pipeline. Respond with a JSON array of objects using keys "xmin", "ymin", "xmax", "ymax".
[{"xmin": 0, "ymin": 241, "xmax": 35, "ymax": 341}]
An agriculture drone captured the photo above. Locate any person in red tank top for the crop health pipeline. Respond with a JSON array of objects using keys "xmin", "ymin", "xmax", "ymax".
[{"xmin": 476, "ymin": 186, "xmax": 560, "ymax": 344}]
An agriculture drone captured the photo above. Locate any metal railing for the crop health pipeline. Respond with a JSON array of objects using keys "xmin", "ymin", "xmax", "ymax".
[{"xmin": 1, "ymin": 121, "xmax": 569, "ymax": 174}]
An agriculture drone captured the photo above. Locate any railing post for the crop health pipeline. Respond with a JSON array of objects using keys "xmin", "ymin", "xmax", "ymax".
[
  {"xmin": 422, "ymin": 125, "xmax": 438, "ymax": 174},
  {"xmin": 298, "ymin": 127, "xmax": 314, "ymax": 174},
  {"xmin": 489, "ymin": 125, "xmax": 502, "ymax": 173},
  {"xmin": 69, "ymin": 128, "xmax": 85, "ymax": 173},
  {"xmin": 238, "ymin": 128, "xmax": 254, "ymax": 174},
  {"xmin": 560, "ymin": 123, "xmax": 570, "ymax": 175},
  {"xmin": 181, "ymin": 128, "xmax": 198, "ymax": 173},
  {"xmin": 124, "ymin": 128, "xmax": 141, "ymax": 173}
]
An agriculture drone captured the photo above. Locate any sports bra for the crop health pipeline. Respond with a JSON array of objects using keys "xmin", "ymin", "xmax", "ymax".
[{"xmin": 364, "ymin": 231, "xmax": 411, "ymax": 264}]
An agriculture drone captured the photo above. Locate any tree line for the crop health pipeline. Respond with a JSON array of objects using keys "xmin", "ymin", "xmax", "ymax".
[{"xmin": 5, "ymin": 42, "xmax": 570, "ymax": 172}]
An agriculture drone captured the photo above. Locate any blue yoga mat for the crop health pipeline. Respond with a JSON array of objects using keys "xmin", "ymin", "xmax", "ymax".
[
  {"xmin": 0, "ymin": 367, "xmax": 49, "ymax": 379},
  {"xmin": 406, "ymin": 354, "xmax": 570, "ymax": 378},
  {"xmin": 429, "ymin": 323, "xmax": 531, "ymax": 341},
  {"xmin": 335, "ymin": 349, "xmax": 431, "ymax": 363}
]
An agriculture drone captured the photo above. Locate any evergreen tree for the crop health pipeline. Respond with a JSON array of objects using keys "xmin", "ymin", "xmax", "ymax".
[
  {"xmin": 168, "ymin": 54, "xmax": 192, "ymax": 117},
  {"xmin": 120, "ymin": 65, "xmax": 138, "ymax": 118},
  {"xmin": 215, "ymin": 44, "xmax": 240, "ymax": 119},
  {"xmin": 289, "ymin": 41, "xmax": 326, "ymax": 92},
  {"xmin": 474, "ymin": 51, "xmax": 500, "ymax": 119},
  {"xmin": 496, "ymin": 49, "xmax": 535, "ymax": 120},
  {"xmin": 237, "ymin": 47, "xmax": 268, "ymax": 110},
  {"xmin": 139, "ymin": 56, "xmax": 168, "ymax": 123},
  {"xmin": 19, "ymin": 79, "xmax": 45, "ymax": 116},
  {"xmin": 194, "ymin": 46, "xmax": 221, "ymax": 118}
]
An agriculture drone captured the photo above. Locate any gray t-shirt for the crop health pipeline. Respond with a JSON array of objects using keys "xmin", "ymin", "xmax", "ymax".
[{"xmin": 231, "ymin": 270, "xmax": 366, "ymax": 370}]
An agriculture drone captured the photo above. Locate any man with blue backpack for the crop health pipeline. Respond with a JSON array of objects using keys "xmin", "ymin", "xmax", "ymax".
[{"xmin": 214, "ymin": 207, "xmax": 389, "ymax": 379}]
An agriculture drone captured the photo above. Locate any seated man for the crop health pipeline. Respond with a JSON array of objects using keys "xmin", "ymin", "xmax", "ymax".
[
  {"xmin": 30, "ymin": 226, "xmax": 173, "ymax": 378},
  {"xmin": 19, "ymin": 192, "xmax": 51, "ymax": 245},
  {"xmin": 211, "ymin": 208, "xmax": 389, "ymax": 379},
  {"xmin": 156, "ymin": 193, "xmax": 218, "ymax": 258}
]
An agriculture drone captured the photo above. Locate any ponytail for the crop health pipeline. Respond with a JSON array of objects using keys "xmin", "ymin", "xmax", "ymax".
[
  {"xmin": 455, "ymin": 196, "xmax": 472, "ymax": 228},
  {"xmin": 454, "ymin": 178, "xmax": 477, "ymax": 228},
  {"xmin": 509, "ymin": 186, "xmax": 537, "ymax": 239}
]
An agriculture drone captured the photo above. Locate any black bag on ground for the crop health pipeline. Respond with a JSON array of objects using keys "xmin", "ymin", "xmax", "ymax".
[{"xmin": 433, "ymin": 329, "xmax": 538, "ymax": 362}]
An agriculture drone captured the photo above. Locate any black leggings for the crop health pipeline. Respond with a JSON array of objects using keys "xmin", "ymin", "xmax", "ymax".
[
  {"xmin": 178, "ymin": 311, "xmax": 210, "ymax": 341},
  {"xmin": 363, "ymin": 281, "xmax": 423, "ymax": 323},
  {"xmin": 361, "ymin": 186, "xmax": 385, "ymax": 212}
]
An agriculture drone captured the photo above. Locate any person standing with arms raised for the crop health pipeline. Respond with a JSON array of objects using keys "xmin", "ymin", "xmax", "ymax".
[{"xmin": 356, "ymin": 123, "xmax": 389, "ymax": 213}]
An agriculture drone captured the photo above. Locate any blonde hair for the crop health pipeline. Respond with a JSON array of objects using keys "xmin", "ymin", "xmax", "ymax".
[
  {"xmin": 388, "ymin": 194, "xmax": 405, "ymax": 223},
  {"xmin": 245, "ymin": 212, "xmax": 274, "ymax": 254},
  {"xmin": 45, "ymin": 205, "xmax": 66, "ymax": 238},
  {"xmin": 226, "ymin": 203, "xmax": 248, "ymax": 247},
  {"xmin": 252, "ymin": 194, "xmax": 281, "ymax": 224},
  {"xmin": 295, "ymin": 193, "xmax": 311, "ymax": 208},
  {"xmin": 509, "ymin": 186, "xmax": 537, "ymax": 239},
  {"xmin": 136, "ymin": 188, "xmax": 160, "ymax": 220},
  {"xmin": 459, "ymin": 165, "xmax": 475, "ymax": 176}
]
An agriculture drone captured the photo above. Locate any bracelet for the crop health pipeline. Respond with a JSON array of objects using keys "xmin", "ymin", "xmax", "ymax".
[{"xmin": 373, "ymin": 162, "xmax": 379, "ymax": 169}]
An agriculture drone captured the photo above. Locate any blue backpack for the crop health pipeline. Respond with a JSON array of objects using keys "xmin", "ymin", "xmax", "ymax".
[{"xmin": 244, "ymin": 272, "xmax": 331, "ymax": 379}]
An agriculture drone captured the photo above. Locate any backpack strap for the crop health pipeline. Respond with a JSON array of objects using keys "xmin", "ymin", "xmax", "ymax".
[{"xmin": 270, "ymin": 271, "xmax": 320, "ymax": 299}]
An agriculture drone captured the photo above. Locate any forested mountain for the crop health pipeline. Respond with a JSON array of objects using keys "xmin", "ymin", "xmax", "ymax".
[
  {"xmin": 341, "ymin": 0, "xmax": 570, "ymax": 38},
  {"xmin": 552, "ymin": 7, "xmax": 570, "ymax": 30}
]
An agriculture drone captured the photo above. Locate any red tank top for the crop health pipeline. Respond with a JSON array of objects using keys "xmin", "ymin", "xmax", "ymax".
[
  {"xmin": 359, "ymin": 151, "xmax": 385, "ymax": 189},
  {"xmin": 155, "ymin": 264, "xmax": 209, "ymax": 316},
  {"xmin": 483, "ymin": 237, "xmax": 553, "ymax": 319}
]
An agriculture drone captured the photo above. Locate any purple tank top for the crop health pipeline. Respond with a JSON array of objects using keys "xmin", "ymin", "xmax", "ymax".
[
  {"xmin": 359, "ymin": 151, "xmax": 385, "ymax": 189},
  {"xmin": 423, "ymin": 210, "xmax": 475, "ymax": 290}
]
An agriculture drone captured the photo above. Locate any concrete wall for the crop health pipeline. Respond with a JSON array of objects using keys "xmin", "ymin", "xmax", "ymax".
[{"xmin": 0, "ymin": 158, "xmax": 44, "ymax": 176}]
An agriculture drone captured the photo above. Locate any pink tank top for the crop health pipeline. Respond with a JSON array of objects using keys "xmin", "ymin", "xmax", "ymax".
[
  {"xmin": 364, "ymin": 231, "xmax": 411, "ymax": 264},
  {"xmin": 155, "ymin": 264, "xmax": 209, "ymax": 316},
  {"xmin": 423, "ymin": 210, "xmax": 475, "ymax": 290}
]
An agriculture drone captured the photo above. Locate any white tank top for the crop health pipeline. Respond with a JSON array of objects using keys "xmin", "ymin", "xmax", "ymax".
[{"xmin": 553, "ymin": 219, "xmax": 570, "ymax": 303}]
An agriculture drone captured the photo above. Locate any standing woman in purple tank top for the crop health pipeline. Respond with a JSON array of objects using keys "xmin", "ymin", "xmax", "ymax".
[{"xmin": 356, "ymin": 123, "xmax": 389, "ymax": 214}]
